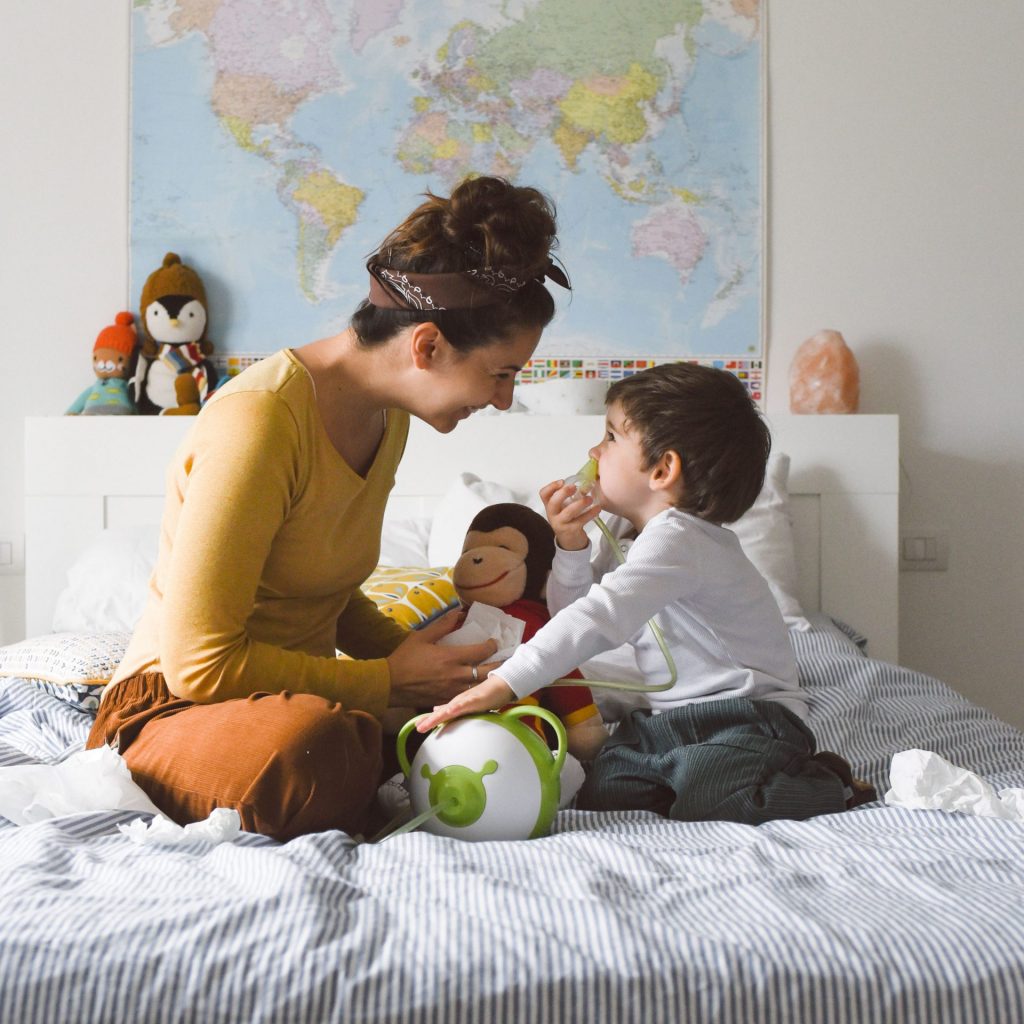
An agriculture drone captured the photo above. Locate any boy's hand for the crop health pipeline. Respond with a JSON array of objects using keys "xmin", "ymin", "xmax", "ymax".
[
  {"xmin": 539, "ymin": 479, "xmax": 602, "ymax": 552},
  {"xmin": 415, "ymin": 674, "xmax": 515, "ymax": 732}
]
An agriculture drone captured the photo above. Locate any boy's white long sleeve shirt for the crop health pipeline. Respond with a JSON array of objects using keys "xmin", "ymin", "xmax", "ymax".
[{"xmin": 497, "ymin": 508, "xmax": 808, "ymax": 720}]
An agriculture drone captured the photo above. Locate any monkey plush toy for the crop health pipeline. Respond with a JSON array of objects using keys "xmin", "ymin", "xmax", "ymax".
[{"xmin": 452, "ymin": 503, "xmax": 608, "ymax": 762}]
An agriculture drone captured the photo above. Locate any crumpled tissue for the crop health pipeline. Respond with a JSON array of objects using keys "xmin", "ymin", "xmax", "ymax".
[
  {"xmin": 438, "ymin": 602, "xmax": 525, "ymax": 663},
  {"xmin": 0, "ymin": 744, "xmax": 241, "ymax": 846},
  {"xmin": 118, "ymin": 807, "xmax": 241, "ymax": 846},
  {"xmin": 0, "ymin": 744, "xmax": 163, "ymax": 825},
  {"xmin": 885, "ymin": 748, "xmax": 1024, "ymax": 822}
]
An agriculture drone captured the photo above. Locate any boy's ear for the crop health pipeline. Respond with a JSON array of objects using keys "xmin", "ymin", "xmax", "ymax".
[{"xmin": 649, "ymin": 449, "xmax": 684, "ymax": 494}]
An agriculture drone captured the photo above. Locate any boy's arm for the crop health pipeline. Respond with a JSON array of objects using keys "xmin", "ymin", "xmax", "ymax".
[
  {"xmin": 498, "ymin": 518, "xmax": 696, "ymax": 700},
  {"xmin": 545, "ymin": 544, "xmax": 595, "ymax": 615},
  {"xmin": 540, "ymin": 477, "xmax": 620, "ymax": 614},
  {"xmin": 417, "ymin": 518, "xmax": 697, "ymax": 732},
  {"xmin": 547, "ymin": 514, "xmax": 634, "ymax": 614}
]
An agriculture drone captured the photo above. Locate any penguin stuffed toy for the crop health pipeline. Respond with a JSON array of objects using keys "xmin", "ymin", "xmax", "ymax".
[{"xmin": 134, "ymin": 252, "xmax": 218, "ymax": 415}]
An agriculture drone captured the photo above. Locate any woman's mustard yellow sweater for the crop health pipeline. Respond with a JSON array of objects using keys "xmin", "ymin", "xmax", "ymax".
[{"xmin": 111, "ymin": 349, "xmax": 409, "ymax": 718}]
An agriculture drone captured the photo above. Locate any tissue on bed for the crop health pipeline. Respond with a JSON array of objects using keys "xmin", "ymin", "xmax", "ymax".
[
  {"xmin": 438, "ymin": 603, "xmax": 525, "ymax": 662},
  {"xmin": 0, "ymin": 745, "xmax": 243, "ymax": 845},
  {"xmin": 885, "ymin": 748, "xmax": 1024, "ymax": 821},
  {"xmin": 0, "ymin": 745, "xmax": 163, "ymax": 825},
  {"xmin": 119, "ymin": 807, "xmax": 241, "ymax": 846}
]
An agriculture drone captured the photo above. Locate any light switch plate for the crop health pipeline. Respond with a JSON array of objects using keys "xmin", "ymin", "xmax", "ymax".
[
  {"xmin": 0, "ymin": 538, "xmax": 21, "ymax": 575},
  {"xmin": 899, "ymin": 528, "xmax": 949, "ymax": 572}
]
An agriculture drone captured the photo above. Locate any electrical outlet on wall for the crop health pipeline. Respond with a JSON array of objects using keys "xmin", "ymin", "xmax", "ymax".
[
  {"xmin": 899, "ymin": 528, "xmax": 949, "ymax": 572},
  {"xmin": 0, "ymin": 537, "xmax": 23, "ymax": 576}
]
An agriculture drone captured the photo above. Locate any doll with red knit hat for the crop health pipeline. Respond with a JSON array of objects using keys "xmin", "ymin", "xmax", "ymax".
[{"xmin": 65, "ymin": 311, "xmax": 138, "ymax": 415}]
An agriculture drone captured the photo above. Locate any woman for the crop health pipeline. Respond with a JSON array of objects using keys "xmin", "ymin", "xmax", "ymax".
[{"xmin": 87, "ymin": 176, "xmax": 567, "ymax": 841}]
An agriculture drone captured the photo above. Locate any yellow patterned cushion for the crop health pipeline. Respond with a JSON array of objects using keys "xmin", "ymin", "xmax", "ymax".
[{"xmin": 361, "ymin": 566, "xmax": 458, "ymax": 630}]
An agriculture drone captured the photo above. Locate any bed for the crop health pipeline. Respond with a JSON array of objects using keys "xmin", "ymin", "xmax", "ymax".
[{"xmin": 4, "ymin": 412, "xmax": 1024, "ymax": 1023}]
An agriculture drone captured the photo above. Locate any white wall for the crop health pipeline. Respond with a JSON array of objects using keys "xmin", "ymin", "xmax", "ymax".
[
  {"xmin": 767, "ymin": 0, "xmax": 1024, "ymax": 729},
  {"xmin": 0, "ymin": 1, "xmax": 130, "ymax": 640},
  {"xmin": 2, "ymin": 1, "xmax": 1022, "ymax": 726}
]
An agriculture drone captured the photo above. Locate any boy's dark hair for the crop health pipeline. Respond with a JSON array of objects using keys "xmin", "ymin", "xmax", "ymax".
[{"xmin": 606, "ymin": 363, "xmax": 770, "ymax": 525}]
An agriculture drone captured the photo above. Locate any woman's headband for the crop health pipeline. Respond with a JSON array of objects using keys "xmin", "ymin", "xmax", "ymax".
[{"xmin": 366, "ymin": 258, "xmax": 570, "ymax": 311}]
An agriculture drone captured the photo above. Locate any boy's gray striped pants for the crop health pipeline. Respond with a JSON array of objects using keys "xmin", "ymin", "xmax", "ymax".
[{"xmin": 577, "ymin": 697, "xmax": 848, "ymax": 825}]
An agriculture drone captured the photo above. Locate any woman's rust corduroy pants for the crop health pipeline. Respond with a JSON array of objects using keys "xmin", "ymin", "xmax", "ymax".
[{"xmin": 87, "ymin": 673, "xmax": 383, "ymax": 842}]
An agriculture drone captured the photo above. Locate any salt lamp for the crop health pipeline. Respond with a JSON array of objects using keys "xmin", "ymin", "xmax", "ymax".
[{"xmin": 788, "ymin": 329, "xmax": 860, "ymax": 414}]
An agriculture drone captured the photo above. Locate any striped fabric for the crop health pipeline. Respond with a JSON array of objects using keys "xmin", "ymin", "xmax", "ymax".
[{"xmin": 1, "ymin": 618, "xmax": 1023, "ymax": 1024}]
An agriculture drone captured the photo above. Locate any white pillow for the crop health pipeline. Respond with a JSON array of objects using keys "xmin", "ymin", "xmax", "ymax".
[
  {"xmin": 427, "ymin": 473, "xmax": 520, "ymax": 566},
  {"xmin": 378, "ymin": 516, "xmax": 432, "ymax": 568},
  {"xmin": 730, "ymin": 452, "xmax": 809, "ymax": 630},
  {"xmin": 52, "ymin": 526, "xmax": 159, "ymax": 633}
]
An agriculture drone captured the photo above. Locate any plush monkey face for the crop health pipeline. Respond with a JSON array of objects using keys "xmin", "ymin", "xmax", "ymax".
[
  {"xmin": 453, "ymin": 525, "xmax": 530, "ymax": 608},
  {"xmin": 452, "ymin": 503, "xmax": 556, "ymax": 609}
]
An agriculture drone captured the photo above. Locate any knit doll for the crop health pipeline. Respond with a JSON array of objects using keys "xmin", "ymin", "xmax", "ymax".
[
  {"xmin": 133, "ymin": 252, "xmax": 218, "ymax": 415},
  {"xmin": 452, "ymin": 503, "xmax": 608, "ymax": 762},
  {"xmin": 65, "ymin": 311, "xmax": 138, "ymax": 416}
]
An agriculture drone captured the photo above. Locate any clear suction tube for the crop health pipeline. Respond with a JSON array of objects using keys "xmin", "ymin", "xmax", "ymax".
[{"xmin": 552, "ymin": 460, "xmax": 677, "ymax": 694}]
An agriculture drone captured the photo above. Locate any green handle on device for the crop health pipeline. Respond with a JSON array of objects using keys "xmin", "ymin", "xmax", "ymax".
[
  {"xmin": 497, "ymin": 704, "xmax": 567, "ymax": 778},
  {"xmin": 396, "ymin": 714, "xmax": 429, "ymax": 779},
  {"xmin": 395, "ymin": 704, "xmax": 567, "ymax": 781}
]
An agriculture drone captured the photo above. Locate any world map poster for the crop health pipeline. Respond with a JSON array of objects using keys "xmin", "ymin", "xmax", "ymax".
[{"xmin": 131, "ymin": 0, "xmax": 762, "ymax": 391}]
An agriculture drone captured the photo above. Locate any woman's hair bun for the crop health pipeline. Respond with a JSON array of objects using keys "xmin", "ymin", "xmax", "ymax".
[
  {"xmin": 444, "ymin": 176, "xmax": 557, "ymax": 275},
  {"xmin": 354, "ymin": 175, "xmax": 562, "ymax": 352},
  {"xmin": 377, "ymin": 176, "xmax": 557, "ymax": 276}
]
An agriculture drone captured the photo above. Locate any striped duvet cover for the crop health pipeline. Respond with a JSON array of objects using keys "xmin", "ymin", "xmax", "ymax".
[{"xmin": 1, "ymin": 619, "xmax": 1022, "ymax": 1024}]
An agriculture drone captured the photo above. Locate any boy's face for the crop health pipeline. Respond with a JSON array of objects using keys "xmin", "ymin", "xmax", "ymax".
[{"xmin": 588, "ymin": 401, "xmax": 659, "ymax": 525}]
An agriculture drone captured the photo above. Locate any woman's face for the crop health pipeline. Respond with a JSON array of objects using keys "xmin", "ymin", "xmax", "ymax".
[{"xmin": 421, "ymin": 325, "xmax": 543, "ymax": 433}]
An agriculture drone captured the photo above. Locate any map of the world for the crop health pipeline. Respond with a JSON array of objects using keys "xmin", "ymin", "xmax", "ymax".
[{"xmin": 131, "ymin": 0, "xmax": 762, "ymax": 379}]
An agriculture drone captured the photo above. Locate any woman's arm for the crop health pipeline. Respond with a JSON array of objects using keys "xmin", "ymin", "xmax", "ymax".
[
  {"xmin": 335, "ymin": 588, "xmax": 408, "ymax": 659},
  {"xmin": 338, "ymin": 593, "xmax": 500, "ymax": 709}
]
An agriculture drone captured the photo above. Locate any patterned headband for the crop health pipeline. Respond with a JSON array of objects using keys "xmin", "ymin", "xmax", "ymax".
[{"xmin": 366, "ymin": 258, "xmax": 570, "ymax": 311}]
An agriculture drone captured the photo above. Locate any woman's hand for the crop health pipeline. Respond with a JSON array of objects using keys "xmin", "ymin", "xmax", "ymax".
[
  {"xmin": 415, "ymin": 674, "xmax": 516, "ymax": 733},
  {"xmin": 539, "ymin": 478, "xmax": 602, "ymax": 552},
  {"xmin": 385, "ymin": 609, "xmax": 500, "ymax": 708}
]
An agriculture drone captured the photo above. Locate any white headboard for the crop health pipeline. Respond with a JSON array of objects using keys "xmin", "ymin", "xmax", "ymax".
[{"xmin": 24, "ymin": 413, "xmax": 899, "ymax": 661}]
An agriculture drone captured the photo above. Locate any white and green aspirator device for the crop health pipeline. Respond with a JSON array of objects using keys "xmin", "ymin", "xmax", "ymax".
[{"xmin": 395, "ymin": 705, "xmax": 567, "ymax": 842}]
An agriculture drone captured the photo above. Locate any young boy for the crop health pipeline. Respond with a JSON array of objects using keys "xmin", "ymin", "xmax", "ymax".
[{"xmin": 418, "ymin": 363, "xmax": 870, "ymax": 825}]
